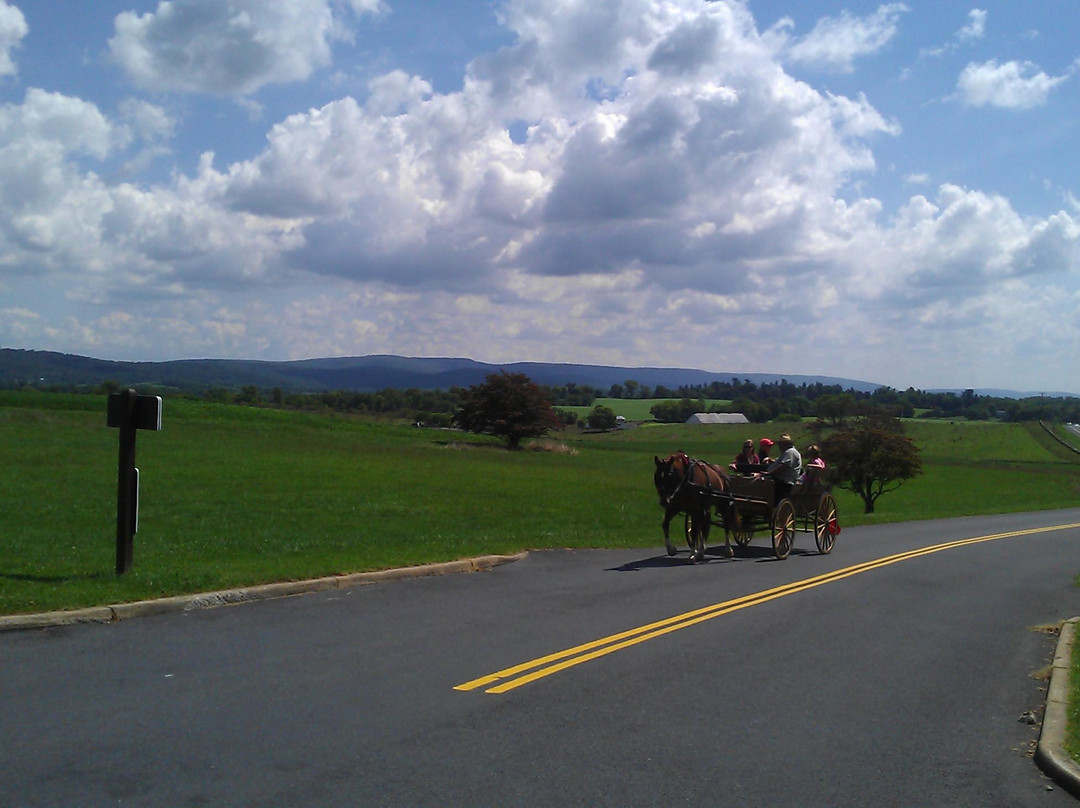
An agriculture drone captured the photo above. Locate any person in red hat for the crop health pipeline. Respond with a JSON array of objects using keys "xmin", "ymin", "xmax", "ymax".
[{"xmin": 758, "ymin": 437, "xmax": 775, "ymax": 465}]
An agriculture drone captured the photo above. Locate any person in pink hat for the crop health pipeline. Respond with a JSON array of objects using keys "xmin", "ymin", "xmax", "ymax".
[{"xmin": 801, "ymin": 444, "xmax": 826, "ymax": 486}]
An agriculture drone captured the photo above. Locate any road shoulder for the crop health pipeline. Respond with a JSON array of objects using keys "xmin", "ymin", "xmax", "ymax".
[
  {"xmin": 1037, "ymin": 617, "xmax": 1080, "ymax": 795},
  {"xmin": 0, "ymin": 553, "xmax": 527, "ymax": 632}
]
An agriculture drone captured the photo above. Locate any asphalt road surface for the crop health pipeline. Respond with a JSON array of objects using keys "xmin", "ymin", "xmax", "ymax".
[{"xmin": 6, "ymin": 508, "xmax": 1080, "ymax": 807}]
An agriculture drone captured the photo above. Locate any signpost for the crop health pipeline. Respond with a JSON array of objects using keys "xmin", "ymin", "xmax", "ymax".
[{"xmin": 107, "ymin": 389, "xmax": 162, "ymax": 575}]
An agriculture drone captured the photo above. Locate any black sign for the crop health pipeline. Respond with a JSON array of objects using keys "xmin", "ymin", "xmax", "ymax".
[{"xmin": 107, "ymin": 393, "xmax": 162, "ymax": 431}]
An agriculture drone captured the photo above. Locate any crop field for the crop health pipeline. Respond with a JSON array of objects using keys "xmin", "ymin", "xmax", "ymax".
[{"xmin": 2, "ymin": 390, "xmax": 1079, "ymax": 615}]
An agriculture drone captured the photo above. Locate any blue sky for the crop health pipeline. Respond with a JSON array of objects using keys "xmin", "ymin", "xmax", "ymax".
[{"xmin": 1, "ymin": 0, "xmax": 1078, "ymax": 393}]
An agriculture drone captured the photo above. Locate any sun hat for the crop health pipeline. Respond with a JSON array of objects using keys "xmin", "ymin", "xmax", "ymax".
[{"xmin": 778, "ymin": 433, "xmax": 793, "ymax": 445}]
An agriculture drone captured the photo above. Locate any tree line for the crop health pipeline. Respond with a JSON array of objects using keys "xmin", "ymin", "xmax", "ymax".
[{"xmin": 225, "ymin": 379, "xmax": 1080, "ymax": 425}]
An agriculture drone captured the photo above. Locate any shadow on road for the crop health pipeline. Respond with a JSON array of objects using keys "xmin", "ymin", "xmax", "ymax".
[{"xmin": 607, "ymin": 543, "xmax": 815, "ymax": 571}]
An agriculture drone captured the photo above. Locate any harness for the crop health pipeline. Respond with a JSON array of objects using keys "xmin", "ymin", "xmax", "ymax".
[{"xmin": 661, "ymin": 452, "xmax": 727, "ymax": 508}]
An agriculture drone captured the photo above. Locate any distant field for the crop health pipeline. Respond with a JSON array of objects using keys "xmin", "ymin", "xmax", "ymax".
[
  {"xmin": 561, "ymin": 397, "xmax": 732, "ymax": 421},
  {"xmin": 1, "ymin": 390, "xmax": 1078, "ymax": 614}
]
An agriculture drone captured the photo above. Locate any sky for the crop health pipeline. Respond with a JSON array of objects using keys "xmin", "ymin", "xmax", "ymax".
[{"xmin": 1, "ymin": 0, "xmax": 1078, "ymax": 393}]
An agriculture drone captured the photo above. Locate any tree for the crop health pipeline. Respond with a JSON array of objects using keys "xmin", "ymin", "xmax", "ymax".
[
  {"xmin": 818, "ymin": 412, "xmax": 922, "ymax": 514},
  {"xmin": 815, "ymin": 393, "xmax": 856, "ymax": 425},
  {"xmin": 587, "ymin": 404, "xmax": 618, "ymax": 431},
  {"xmin": 453, "ymin": 372, "xmax": 562, "ymax": 449},
  {"xmin": 650, "ymin": 397, "xmax": 697, "ymax": 423}
]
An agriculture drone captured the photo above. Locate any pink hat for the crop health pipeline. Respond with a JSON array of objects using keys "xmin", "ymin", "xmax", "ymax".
[{"xmin": 759, "ymin": 438, "xmax": 775, "ymax": 447}]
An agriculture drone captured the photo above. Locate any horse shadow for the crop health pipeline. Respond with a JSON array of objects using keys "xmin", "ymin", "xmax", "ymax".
[
  {"xmin": 607, "ymin": 554, "xmax": 695, "ymax": 572},
  {"xmin": 607, "ymin": 543, "xmax": 814, "ymax": 571}
]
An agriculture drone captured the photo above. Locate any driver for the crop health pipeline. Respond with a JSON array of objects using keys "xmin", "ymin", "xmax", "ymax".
[{"xmin": 758, "ymin": 433, "xmax": 801, "ymax": 503}]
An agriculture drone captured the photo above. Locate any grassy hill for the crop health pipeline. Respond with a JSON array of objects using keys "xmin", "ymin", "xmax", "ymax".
[{"xmin": 1, "ymin": 389, "xmax": 1078, "ymax": 615}]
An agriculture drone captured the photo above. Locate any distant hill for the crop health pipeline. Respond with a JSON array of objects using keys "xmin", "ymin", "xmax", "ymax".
[
  {"xmin": 4, "ymin": 348, "xmax": 1075, "ymax": 398},
  {"xmin": 0, "ymin": 349, "xmax": 886, "ymax": 394}
]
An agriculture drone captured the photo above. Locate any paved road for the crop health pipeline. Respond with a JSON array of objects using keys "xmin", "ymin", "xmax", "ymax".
[{"xmin": 5, "ymin": 509, "xmax": 1080, "ymax": 806}]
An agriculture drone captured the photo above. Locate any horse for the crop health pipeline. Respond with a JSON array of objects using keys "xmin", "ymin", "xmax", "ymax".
[{"xmin": 653, "ymin": 451, "xmax": 734, "ymax": 563}]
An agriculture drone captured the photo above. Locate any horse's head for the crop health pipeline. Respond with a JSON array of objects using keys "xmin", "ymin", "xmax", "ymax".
[{"xmin": 653, "ymin": 452, "xmax": 689, "ymax": 507}]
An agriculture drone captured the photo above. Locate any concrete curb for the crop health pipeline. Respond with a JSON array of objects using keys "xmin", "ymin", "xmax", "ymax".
[
  {"xmin": 0, "ymin": 552, "xmax": 528, "ymax": 633},
  {"xmin": 1036, "ymin": 617, "xmax": 1080, "ymax": 796}
]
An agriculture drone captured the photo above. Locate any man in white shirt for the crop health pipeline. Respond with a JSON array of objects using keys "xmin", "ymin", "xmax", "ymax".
[{"xmin": 762, "ymin": 433, "xmax": 801, "ymax": 503}]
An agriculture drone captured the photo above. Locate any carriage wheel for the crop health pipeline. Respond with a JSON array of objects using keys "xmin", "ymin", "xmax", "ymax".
[
  {"xmin": 732, "ymin": 509, "xmax": 754, "ymax": 547},
  {"xmin": 684, "ymin": 510, "xmax": 711, "ymax": 561},
  {"xmin": 771, "ymin": 499, "xmax": 796, "ymax": 560},
  {"xmin": 683, "ymin": 513, "xmax": 695, "ymax": 551},
  {"xmin": 814, "ymin": 493, "xmax": 839, "ymax": 554}
]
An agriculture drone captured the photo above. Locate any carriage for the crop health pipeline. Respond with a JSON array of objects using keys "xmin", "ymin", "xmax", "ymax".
[
  {"xmin": 654, "ymin": 452, "xmax": 839, "ymax": 562},
  {"xmin": 721, "ymin": 471, "xmax": 839, "ymax": 560}
]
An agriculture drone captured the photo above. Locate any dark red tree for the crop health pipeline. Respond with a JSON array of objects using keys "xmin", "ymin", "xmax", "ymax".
[{"xmin": 453, "ymin": 372, "xmax": 562, "ymax": 449}]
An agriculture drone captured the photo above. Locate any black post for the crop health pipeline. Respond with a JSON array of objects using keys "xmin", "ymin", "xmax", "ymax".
[
  {"xmin": 107, "ymin": 389, "xmax": 161, "ymax": 575},
  {"xmin": 115, "ymin": 389, "xmax": 138, "ymax": 575}
]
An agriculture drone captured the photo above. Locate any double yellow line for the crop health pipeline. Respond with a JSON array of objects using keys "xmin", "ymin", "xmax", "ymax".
[{"xmin": 455, "ymin": 522, "xmax": 1080, "ymax": 694}]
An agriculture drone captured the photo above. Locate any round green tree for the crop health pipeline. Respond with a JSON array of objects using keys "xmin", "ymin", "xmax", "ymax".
[
  {"xmin": 587, "ymin": 404, "xmax": 618, "ymax": 431},
  {"xmin": 819, "ymin": 412, "xmax": 922, "ymax": 514}
]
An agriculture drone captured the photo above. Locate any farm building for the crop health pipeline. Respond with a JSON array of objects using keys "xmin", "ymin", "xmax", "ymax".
[{"xmin": 685, "ymin": 412, "xmax": 749, "ymax": 425}]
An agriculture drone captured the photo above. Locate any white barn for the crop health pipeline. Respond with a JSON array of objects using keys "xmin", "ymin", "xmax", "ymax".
[{"xmin": 685, "ymin": 412, "xmax": 749, "ymax": 425}]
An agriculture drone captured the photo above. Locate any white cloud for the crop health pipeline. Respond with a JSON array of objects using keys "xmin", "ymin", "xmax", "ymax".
[
  {"xmin": 2, "ymin": 0, "xmax": 1079, "ymax": 391},
  {"xmin": 118, "ymin": 99, "xmax": 175, "ymax": 142},
  {"xmin": 785, "ymin": 3, "xmax": 909, "ymax": 73},
  {"xmin": 957, "ymin": 9, "xmax": 986, "ymax": 42},
  {"xmin": 957, "ymin": 59, "xmax": 1069, "ymax": 109},
  {"xmin": 108, "ymin": 0, "xmax": 383, "ymax": 95},
  {"xmin": 0, "ymin": 89, "xmax": 119, "ymax": 159},
  {"xmin": 0, "ymin": 0, "xmax": 27, "ymax": 77}
]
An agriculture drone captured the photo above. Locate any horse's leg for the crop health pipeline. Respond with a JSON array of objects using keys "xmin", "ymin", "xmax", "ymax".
[
  {"xmin": 721, "ymin": 499, "xmax": 734, "ymax": 558},
  {"xmin": 662, "ymin": 509, "xmax": 677, "ymax": 556},
  {"xmin": 691, "ymin": 505, "xmax": 710, "ymax": 562}
]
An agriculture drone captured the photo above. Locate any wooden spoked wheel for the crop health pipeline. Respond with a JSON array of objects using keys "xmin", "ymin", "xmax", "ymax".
[
  {"xmin": 771, "ymin": 499, "xmax": 796, "ymax": 560},
  {"xmin": 683, "ymin": 510, "xmax": 711, "ymax": 560},
  {"xmin": 731, "ymin": 508, "xmax": 754, "ymax": 546},
  {"xmin": 814, "ymin": 493, "xmax": 839, "ymax": 554}
]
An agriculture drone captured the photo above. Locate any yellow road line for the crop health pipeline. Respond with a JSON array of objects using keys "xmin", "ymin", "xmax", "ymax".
[{"xmin": 455, "ymin": 522, "xmax": 1080, "ymax": 694}]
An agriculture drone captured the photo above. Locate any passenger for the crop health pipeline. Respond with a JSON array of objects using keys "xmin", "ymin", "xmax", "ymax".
[
  {"xmin": 757, "ymin": 437, "xmax": 775, "ymax": 466},
  {"xmin": 800, "ymin": 444, "xmax": 826, "ymax": 486},
  {"xmin": 730, "ymin": 439, "xmax": 759, "ymax": 472},
  {"xmin": 758, "ymin": 434, "xmax": 801, "ymax": 503}
]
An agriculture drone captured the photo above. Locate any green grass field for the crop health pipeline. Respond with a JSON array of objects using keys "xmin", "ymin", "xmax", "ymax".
[{"xmin": 2, "ymin": 390, "xmax": 1079, "ymax": 615}]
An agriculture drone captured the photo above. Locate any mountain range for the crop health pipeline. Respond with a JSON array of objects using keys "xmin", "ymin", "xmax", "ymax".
[
  {"xmin": 1, "ymin": 349, "xmax": 1073, "ymax": 398},
  {"xmin": 1, "ymin": 349, "xmax": 883, "ymax": 394}
]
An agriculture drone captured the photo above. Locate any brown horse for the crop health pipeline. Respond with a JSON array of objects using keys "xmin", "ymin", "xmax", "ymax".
[{"xmin": 653, "ymin": 451, "xmax": 734, "ymax": 563}]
